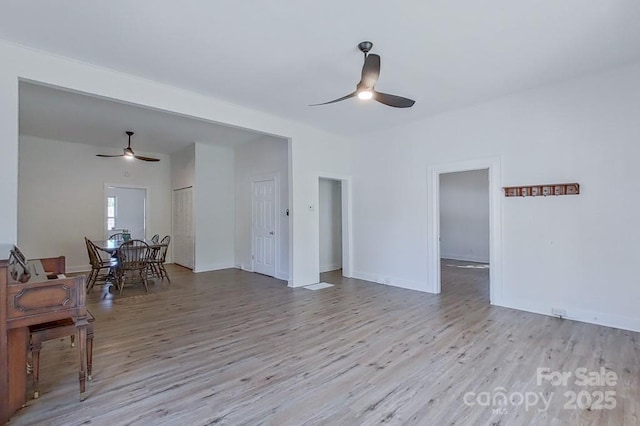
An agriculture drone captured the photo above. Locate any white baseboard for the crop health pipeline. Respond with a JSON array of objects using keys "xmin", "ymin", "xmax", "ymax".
[
  {"xmin": 275, "ymin": 271, "xmax": 289, "ymax": 281},
  {"xmin": 236, "ymin": 264, "xmax": 254, "ymax": 272},
  {"xmin": 235, "ymin": 264, "xmax": 289, "ymax": 282},
  {"xmin": 495, "ymin": 297, "xmax": 640, "ymax": 333},
  {"xmin": 320, "ymin": 263, "xmax": 342, "ymax": 273},
  {"xmin": 440, "ymin": 254, "xmax": 489, "ymax": 263},
  {"xmin": 194, "ymin": 262, "xmax": 235, "ymax": 273},
  {"xmin": 68, "ymin": 265, "xmax": 91, "ymax": 274},
  {"xmin": 351, "ymin": 270, "xmax": 640, "ymax": 333},
  {"xmin": 352, "ymin": 271, "xmax": 430, "ymax": 293}
]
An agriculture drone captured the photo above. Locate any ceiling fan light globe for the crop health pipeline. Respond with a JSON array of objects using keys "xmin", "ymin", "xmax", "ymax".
[{"xmin": 358, "ymin": 90, "xmax": 373, "ymax": 100}]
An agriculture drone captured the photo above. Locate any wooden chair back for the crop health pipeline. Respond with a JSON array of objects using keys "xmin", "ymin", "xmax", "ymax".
[
  {"xmin": 158, "ymin": 235, "xmax": 171, "ymax": 262},
  {"xmin": 108, "ymin": 233, "xmax": 125, "ymax": 241},
  {"xmin": 117, "ymin": 240, "xmax": 151, "ymax": 272},
  {"xmin": 84, "ymin": 238, "xmax": 100, "ymax": 269},
  {"xmin": 85, "ymin": 238, "xmax": 110, "ymax": 267}
]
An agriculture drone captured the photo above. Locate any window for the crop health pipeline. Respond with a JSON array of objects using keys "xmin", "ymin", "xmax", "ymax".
[{"xmin": 107, "ymin": 196, "xmax": 117, "ymax": 230}]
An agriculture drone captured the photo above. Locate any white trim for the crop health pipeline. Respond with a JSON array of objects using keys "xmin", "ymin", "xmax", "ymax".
[
  {"xmin": 320, "ymin": 263, "xmax": 342, "ymax": 273},
  {"xmin": 251, "ymin": 172, "xmax": 280, "ymax": 278},
  {"xmin": 234, "ymin": 263, "xmax": 291, "ymax": 281},
  {"xmin": 103, "ymin": 183, "xmax": 149, "ymax": 239},
  {"xmin": 195, "ymin": 262, "xmax": 235, "ymax": 272},
  {"xmin": 427, "ymin": 156, "xmax": 503, "ymax": 305},
  {"xmin": 275, "ymin": 271, "xmax": 290, "ymax": 281},
  {"xmin": 352, "ymin": 271, "xmax": 427, "ymax": 293},
  {"xmin": 236, "ymin": 263, "xmax": 254, "ymax": 272},
  {"xmin": 67, "ymin": 265, "xmax": 91, "ymax": 274},
  {"xmin": 440, "ymin": 255, "xmax": 490, "ymax": 264},
  {"xmin": 494, "ymin": 297, "xmax": 640, "ymax": 333},
  {"xmin": 313, "ymin": 173, "xmax": 354, "ymax": 284}
]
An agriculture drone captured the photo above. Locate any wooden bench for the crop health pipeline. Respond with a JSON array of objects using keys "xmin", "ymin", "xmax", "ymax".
[{"xmin": 29, "ymin": 310, "xmax": 95, "ymax": 399}]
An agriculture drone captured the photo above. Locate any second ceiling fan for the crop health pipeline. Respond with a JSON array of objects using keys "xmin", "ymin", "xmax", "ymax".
[
  {"xmin": 311, "ymin": 41, "xmax": 415, "ymax": 108},
  {"xmin": 96, "ymin": 131, "xmax": 160, "ymax": 162}
]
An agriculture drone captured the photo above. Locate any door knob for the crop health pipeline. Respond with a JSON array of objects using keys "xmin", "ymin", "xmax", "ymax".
[{"xmin": 269, "ymin": 231, "xmax": 274, "ymax": 235}]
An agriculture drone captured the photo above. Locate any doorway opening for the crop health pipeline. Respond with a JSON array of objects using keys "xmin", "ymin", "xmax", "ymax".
[
  {"xmin": 104, "ymin": 185, "xmax": 147, "ymax": 240},
  {"xmin": 316, "ymin": 174, "xmax": 353, "ymax": 284},
  {"xmin": 319, "ymin": 178, "xmax": 343, "ymax": 275},
  {"xmin": 427, "ymin": 157, "xmax": 503, "ymax": 304},
  {"xmin": 439, "ymin": 169, "xmax": 490, "ymax": 301}
]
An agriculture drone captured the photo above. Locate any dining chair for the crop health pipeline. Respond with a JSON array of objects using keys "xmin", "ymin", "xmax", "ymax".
[
  {"xmin": 108, "ymin": 233, "xmax": 125, "ymax": 241},
  {"xmin": 84, "ymin": 237, "xmax": 117, "ymax": 293},
  {"xmin": 115, "ymin": 239, "xmax": 152, "ymax": 295},
  {"xmin": 151, "ymin": 234, "xmax": 160, "ymax": 244},
  {"xmin": 148, "ymin": 235, "xmax": 171, "ymax": 283}
]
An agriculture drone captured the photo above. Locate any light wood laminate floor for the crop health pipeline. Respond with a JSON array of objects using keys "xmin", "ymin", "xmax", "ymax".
[{"xmin": 7, "ymin": 261, "xmax": 639, "ymax": 425}]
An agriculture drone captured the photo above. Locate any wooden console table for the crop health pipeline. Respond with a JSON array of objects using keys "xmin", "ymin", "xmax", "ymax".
[{"xmin": 0, "ymin": 255, "xmax": 88, "ymax": 423}]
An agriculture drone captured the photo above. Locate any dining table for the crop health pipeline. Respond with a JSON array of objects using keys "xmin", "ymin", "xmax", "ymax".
[
  {"xmin": 91, "ymin": 238, "xmax": 162, "ymax": 254},
  {"xmin": 90, "ymin": 239, "xmax": 163, "ymax": 291}
]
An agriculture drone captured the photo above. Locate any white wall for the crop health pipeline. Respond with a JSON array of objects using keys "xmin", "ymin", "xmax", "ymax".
[
  {"xmin": 234, "ymin": 136, "xmax": 289, "ymax": 280},
  {"xmin": 194, "ymin": 143, "xmax": 235, "ymax": 272},
  {"xmin": 319, "ymin": 178, "xmax": 342, "ymax": 272},
  {"xmin": 352, "ymin": 62, "xmax": 640, "ymax": 332},
  {"xmin": 0, "ymin": 68, "xmax": 18, "ymax": 244},
  {"xmin": 5, "ymin": 40, "xmax": 640, "ymax": 331},
  {"xmin": 18, "ymin": 135, "xmax": 171, "ymax": 272},
  {"xmin": 439, "ymin": 169, "xmax": 489, "ymax": 263},
  {"xmin": 0, "ymin": 40, "xmax": 352, "ymax": 286}
]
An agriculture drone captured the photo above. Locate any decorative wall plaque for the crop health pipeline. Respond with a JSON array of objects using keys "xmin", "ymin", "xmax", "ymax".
[{"xmin": 503, "ymin": 183, "xmax": 579, "ymax": 197}]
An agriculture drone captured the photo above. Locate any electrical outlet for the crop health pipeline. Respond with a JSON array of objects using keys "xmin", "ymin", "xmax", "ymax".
[{"xmin": 551, "ymin": 307, "xmax": 567, "ymax": 318}]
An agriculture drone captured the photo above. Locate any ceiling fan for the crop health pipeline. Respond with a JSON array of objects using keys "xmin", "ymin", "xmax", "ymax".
[
  {"xmin": 311, "ymin": 41, "xmax": 415, "ymax": 108},
  {"xmin": 96, "ymin": 131, "xmax": 160, "ymax": 162}
]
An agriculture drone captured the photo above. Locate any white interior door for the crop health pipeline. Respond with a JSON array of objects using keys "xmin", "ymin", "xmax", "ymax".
[
  {"xmin": 173, "ymin": 187, "xmax": 194, "ymax": 269},
  {"xmin": 252, "ymin": 178, "xmax": 276, "ymax": 277}
]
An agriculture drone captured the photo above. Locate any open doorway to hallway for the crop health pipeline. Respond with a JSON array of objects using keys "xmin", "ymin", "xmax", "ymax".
[
  {"xmin": 319, "ymin": 178, "xmax": 342, "ymax": 275},
  {"xmin": 317, "ymin": 175, "xmax": 353, "ymax": 286},
  {"xmin": 427, "ymin": 157, "xmax": 502, "ymax": 303},
  {"xmin": 439, "ymin": 169, "xmax": 490, "ymax": 301}
]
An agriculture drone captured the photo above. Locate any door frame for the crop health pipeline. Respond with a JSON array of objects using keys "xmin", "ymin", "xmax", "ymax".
[
  {"xmin": 315, "ymin": 173, "xmax": 353, "ymax": 279},
  {"xmin": 103, "ymin": 183, "xmax": 149, "ymax": 240},
  {"xmin": 426, "ymin": 157, "xmax": 503, "ymax": 304},
  {"xmin": 251, "ymin": 172, "xmax": 280, "ymax": 278}
]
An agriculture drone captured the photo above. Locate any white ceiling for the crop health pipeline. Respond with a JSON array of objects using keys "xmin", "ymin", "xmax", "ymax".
[
  {"xmin": 4, "ymin": 1, "xmax": 640, "ymax": 137},
  {"xmin": 19, "ymin": 83, "xmax": 275, "ymax": 154}
]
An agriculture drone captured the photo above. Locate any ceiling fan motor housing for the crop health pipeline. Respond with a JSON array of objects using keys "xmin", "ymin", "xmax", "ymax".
[{"xmin": 358, "ymin": 41, "xmax": 373, "ymax": 54}]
